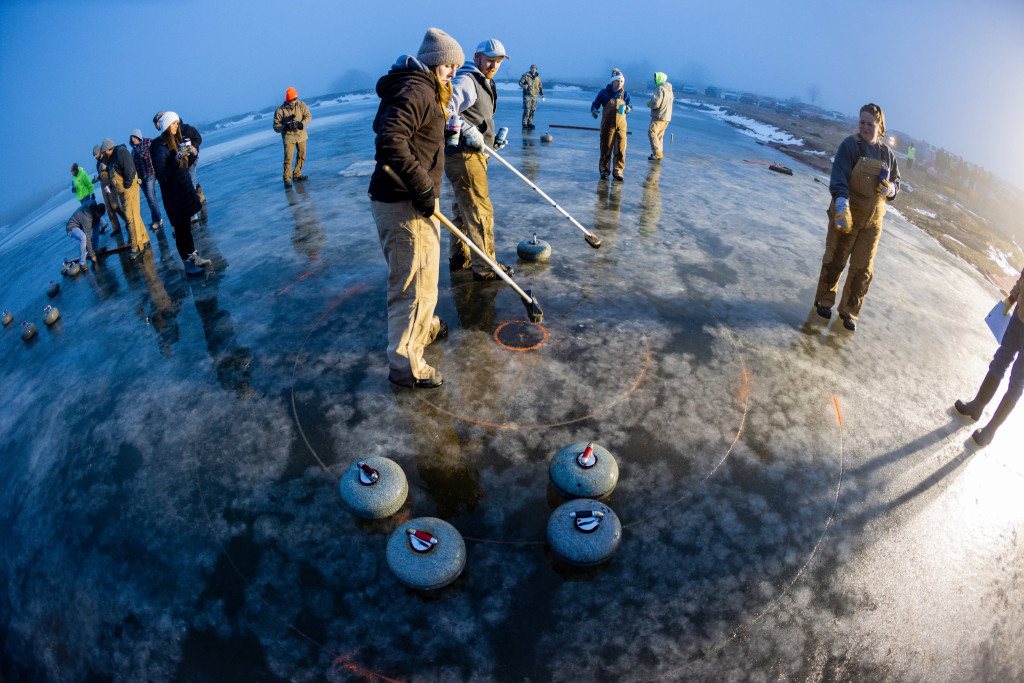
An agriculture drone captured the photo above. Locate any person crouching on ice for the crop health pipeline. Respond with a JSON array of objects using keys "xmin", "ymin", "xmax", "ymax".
[{"xmin": 367, "ymin": 28, "xmax": 464, "ymax": 389}]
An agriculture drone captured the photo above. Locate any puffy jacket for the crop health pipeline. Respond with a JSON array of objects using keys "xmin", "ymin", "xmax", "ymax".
[
  {"xmin": 449, "ymin": 63, "xmax": 497, "ymax": 151},
  {"xmin": 72, "ymin": 166, "xmax": 94, "ymax": 201},
  {"xmin": 368, "ymin": 56, "xmax": 447, "ymax": 202},
  {"xmin": 150, "ymin": 136, "xmax": 201, "ymax": 224},
  {"xmin": 646, "ymin": 76, "xmax": 673, "ymax": 122},
  {"xmin": 273, "ymin": 99, "xmax": 312, "ymax": 143}
]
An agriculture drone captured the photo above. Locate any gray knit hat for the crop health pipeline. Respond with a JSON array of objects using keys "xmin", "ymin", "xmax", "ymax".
[
  {"xmin": 417, "ymin": 28, "xmax": 464, "ymax": 67},
  {"xmin": 92, "ymin": 145, "xmax": 101, "ymax": 156},
  {"xmin": 100, "ymin": 138, "xmax": 115, "ymax": 153}
]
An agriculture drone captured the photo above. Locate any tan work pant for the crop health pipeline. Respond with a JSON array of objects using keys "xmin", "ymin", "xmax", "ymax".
[
  {"xmin": 444, "ymin": 151, "xmax": 495, "ymax": 277},
  {"xmin": 814, "ymin": 213, "xmax": 883, "ymax": 319},
  {"xmin": 648, "ymin": 119, "xmax": 669, "ymax": 158},
  {"xmin": 284, "ymin": 139, "xmax": 306, "ymax": 180},
  {"xmin": 600, "ymin": 120, "xmax": 627, "ymax": 176},
  {"xmin": 114, "ymin": 173, "xmax": 150, "ymax": 250},
  {"xmin": 372, "ymin": 198, "xmax": 444, "ymax": 385}
]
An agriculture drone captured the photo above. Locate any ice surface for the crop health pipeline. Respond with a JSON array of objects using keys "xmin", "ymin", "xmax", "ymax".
[{"xmin": 1, "ymin": 89, "xmax": 1021, "ymax": 681}]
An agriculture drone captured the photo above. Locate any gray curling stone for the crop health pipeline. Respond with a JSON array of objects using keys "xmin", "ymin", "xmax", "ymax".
[
  {"xmin": 61, "ymin": 262, "xmax": 71, "ymax": 276},
  {"xmin": 549, "ymin": 441, "xmax": 619, "ymax": 499},
  {"xmin": 43, "ymin": 306, "xmax": 60, "ymax": 326},
  {"xmin": 517, "ymin": 233, "xmax": 551, "ymax": 261},
  {"xmin": 21, "ymin": 322, "xmax": 37, "ymax": 341},
  {"xmin": 339, "ymin": 457, "xmax": 408, "ymax": 519},
  {"xmin": 2, "ymin": 310, "xmax": 12, "ymax": 326},
  {"xmin": 46, "ymin": 281, "xmax": 60, "ymax": 297},
  {"xmin": 541, "ymin": 133, "xmax": 553, "ymax": 143},
  {"xmin": 386, "ymin": 517, "xmax": 466, "ymax": 590},
  {"xmin": 547, "ymin": 498, "xmax": 622, "ymax": 567},
  {"xmin": 67, "ymin": 262, "xmax": 81, "ymax": 276}
]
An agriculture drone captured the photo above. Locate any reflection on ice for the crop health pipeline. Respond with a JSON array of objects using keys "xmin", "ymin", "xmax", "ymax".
[{"xmin": 0, "ymin": 90, "xmax": 1021, "ymax": 681}]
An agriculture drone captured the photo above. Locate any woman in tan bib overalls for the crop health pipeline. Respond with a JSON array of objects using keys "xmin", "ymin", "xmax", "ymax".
[{"xmin": 814, "ymin": 103, "xmax": 900, "ymax": 331}]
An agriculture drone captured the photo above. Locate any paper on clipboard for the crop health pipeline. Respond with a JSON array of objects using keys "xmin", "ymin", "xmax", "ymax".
[{"xmin": 985, "ymin": 300, "xmax": 1012, "ymax": 342}]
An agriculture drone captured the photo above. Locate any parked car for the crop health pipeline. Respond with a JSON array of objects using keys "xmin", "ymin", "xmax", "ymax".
[
  {"xmin": 798, "ymin": 106, "xmax": 824, "ymax": 120},
  {"xmin": 774, "ymin": 102, "xmax": 794, "ymax": 114},
  {"xmin": 722, "ymin": 90, "xmax": 740, "ymax": 102},
  {"xmin": 757, "ymin": 98, "xmax": 777, "ymax": 109},
  {"xmin": 739, "ymin": 92, "xmax": 759, "ymax": 105},
  {"xmin": 705, "ymin": 86, "xmax": 721, "ymax": 98},
  {"xmin": 681, "ymin": 83, "xmax": 697, "ymax": 94}
]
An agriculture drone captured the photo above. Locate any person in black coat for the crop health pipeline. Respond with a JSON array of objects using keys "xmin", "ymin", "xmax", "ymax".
[{"xmin": 151, "ymin": 111, "xmax": 212, "ymax": 276}]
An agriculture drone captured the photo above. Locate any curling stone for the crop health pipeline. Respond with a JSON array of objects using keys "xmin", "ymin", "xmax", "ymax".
[
  {"xmin": 517, "ymin": 232, "xmax": 552, "ymax": 261},
  {"xmin": 67, "ymin": 262, "xmax": 81, "ymax": 276},
  {"xmin": 61, "ymin": 262, "xmax": 71, "ymax": 276},
  {"xmin": 43, "ymin": 306, "xmax": 60, "ymax": 326},
  {"xmin": 549, "ymin": 441, "xmax": 619, "ymax": 499},
  {"xmin": 46, "ymin": 280, "xmax": 60, "ymax": 297},
  {"xmin": 339, "ymin": 457, "xmax": 408, "ymax": 519},
  {"xmin": 21, "ymin": 322, "xmax": 37, "ymax": 341},
  {"xmin": 386, "ymin": 517, "xmax": 466, "ymax": 590},
  {"xmin": 2, "ymin": 310, "xmax": 12, "ymax": 326},
  {"xmin": 541, "ymin": 133, "xmax": 553, "ymax": 143},
  {"xmin": 547, "ymin": 498, "xmax": 622, "ymax": 567}
]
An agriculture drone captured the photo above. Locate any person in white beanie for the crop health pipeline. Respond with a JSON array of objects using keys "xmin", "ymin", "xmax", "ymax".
[
  {"xmin": 149, "ymin": 112, "xmax": 213, "ymax": 276},
  {"xmin": 591, "ymin": 68, "xmax": 631, "ymax": 180},
  {"xmin": 367, "ymin": 27, "xmax": 464, "ymax": 389}
]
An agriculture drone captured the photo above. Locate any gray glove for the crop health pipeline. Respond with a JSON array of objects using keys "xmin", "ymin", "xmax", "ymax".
[
  {"xmin": 591, "ymin": 109, "xmax": 599, "ymax": 119},
  {"xmin": 460, "ymin": 122, "xmax": 484, "ymax": 150}
]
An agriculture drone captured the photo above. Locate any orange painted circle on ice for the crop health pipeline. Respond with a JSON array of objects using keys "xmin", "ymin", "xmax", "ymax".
[{"xmin": 494, "ymin": 320, "xmax": 549, "ymax": 351}]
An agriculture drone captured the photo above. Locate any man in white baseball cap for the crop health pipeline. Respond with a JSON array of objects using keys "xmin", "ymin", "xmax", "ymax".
[{"xmin": 445, "ymin": 38, "xmax": 515, "ymax": 280}]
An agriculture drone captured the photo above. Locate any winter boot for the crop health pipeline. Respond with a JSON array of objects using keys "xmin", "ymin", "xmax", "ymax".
[
  {"xmin": 955, "ymin": 371, "xmax": 1001, "ymax": 421},
  {"xmin": 189, "ymin": 250, "xmax": 212, "ymax": 268},
  {"xmin": 182, "ymin": 254, "xmax": 205, "ymax": 277},
  {"xmin": 971, "ymin": 390, "xmax": 1020, "ymax": 447}
]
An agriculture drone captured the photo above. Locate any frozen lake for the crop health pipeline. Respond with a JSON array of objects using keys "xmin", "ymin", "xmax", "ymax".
[{"xmin": 1, "ymin": 90, "xmax": 1022, "ymax": 681}]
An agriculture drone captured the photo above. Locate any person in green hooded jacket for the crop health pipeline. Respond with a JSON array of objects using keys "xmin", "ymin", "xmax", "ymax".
[
  {"xmin": 71, "ymin": 163, "xmax": 96, "ymax": 208},
  {"xmin": 646, "ymin": 72, "xmax": 673, "ymax": 161}
]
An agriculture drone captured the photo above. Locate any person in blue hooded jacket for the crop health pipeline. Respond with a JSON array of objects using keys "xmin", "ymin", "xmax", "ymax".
[{"xmin": 591, "ymin": 69, "xmax": 631, "ymax": 180}]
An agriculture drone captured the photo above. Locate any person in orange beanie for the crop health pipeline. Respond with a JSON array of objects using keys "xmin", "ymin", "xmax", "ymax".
[{"xmin": 273, "ymin": 87, "xmax": 312, "ymax": 185}]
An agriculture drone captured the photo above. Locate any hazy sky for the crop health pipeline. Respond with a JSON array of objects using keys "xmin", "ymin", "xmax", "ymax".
[{"xmin": 2, "ymin": 0, "xmax": 1023, "ymax": 220}]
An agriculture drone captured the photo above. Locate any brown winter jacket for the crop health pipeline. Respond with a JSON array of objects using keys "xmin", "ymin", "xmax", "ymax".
[
  {"xmin": 368, "ymin": 58, "xmax": 446, "ymax": 202},
  {"xmin": 273, "ymin": 99, "xmax": 312, "ymax": 143},
  {"xmin": 1012, "ymin": 270, "xmax": 1024, "ymax": 322}
]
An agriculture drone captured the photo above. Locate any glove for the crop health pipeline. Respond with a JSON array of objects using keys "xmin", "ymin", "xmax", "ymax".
[
  {"xmin": 295, "ymin": 121, "xmax": 304, "ymax": 130},
  {"xmin": 411, "ymin": 188, "xmax": 435, "ymax": 218},
  {"xmin": 541, "ymin": 96, "xmax": 545, "ymax": 102},
  {"xmin": 833, "ymin": 196, "xmax": 852, "ymax": 234},
  {"xmin": 460, "ymin": 122, "xmax": 483, "ymax": 150},
  {"xmin": 624, "ymin": 105, "xmax": 631, "ymax": 114},
  {"xmin": 1003, "ymin": 298, "xmax": 1015, "ymax": 316},
  {"xmin": 591, "ymin": 109, "xmax": 599, "ymax": 119},
  {"xmin": 104, "ymin": 185, "xmax": 111, "ymax": 195},
  {"xmin": 876, "ymin": 179, "xmax": 894, "ymax": 197},
  {"xmin": 493, "ymin": 138, "xmax": 507, "ymax": 151}
]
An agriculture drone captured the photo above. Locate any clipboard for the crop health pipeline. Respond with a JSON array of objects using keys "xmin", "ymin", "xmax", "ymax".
[{"xmin": 985, "ymin": 300, "xmax": 1012, "ymax": 342}]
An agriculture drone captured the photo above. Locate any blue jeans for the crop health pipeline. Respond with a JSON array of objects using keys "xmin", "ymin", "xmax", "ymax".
[
  {"xmin": 188, "ymin": 161, "xmax": 198, "ymax": 188},
  {"xmin": 141, "ymin": 174, "xmax": 162, "ymax": 223},
  {"xmin": 69, "ymin": 227, "xmax": 93, "ymax": 263},
  {"xmin": 990, "ymin": 308, "xmax": 1024, "ymax": 401},
  {"xmin": 79, "ymin": 195, "xmax": 96, "ymax": 209}
]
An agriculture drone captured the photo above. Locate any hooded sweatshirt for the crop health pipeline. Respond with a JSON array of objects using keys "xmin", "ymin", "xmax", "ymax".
[
  {"xmin": 368, "ymin": 56, "xmax": 447, "ymax": 202},
  {"xmin": 647, "ymin": 73, "xmax": 673, "ymax": 122}
]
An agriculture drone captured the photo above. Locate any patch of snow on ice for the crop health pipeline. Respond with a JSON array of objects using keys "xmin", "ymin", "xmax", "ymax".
[
  {"xmin": 677, "ymin": 98, "xmax": 803, "ymax": 146},
  {"xmin": 912, "ymin": 208, "xmax": 937, "ymax": 219},
  {"xmin": 338, "ymin": 160, "xmax": 375, "ymax": 177},
  {"xmin": 988, "ymin": 246, "xmax": 1022, "ymax": 276},
  {"xmin": 946, "ymin": 235, "xmax": 966, "ymax": 247}
]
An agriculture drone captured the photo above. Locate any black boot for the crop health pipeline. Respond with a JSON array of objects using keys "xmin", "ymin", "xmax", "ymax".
[
  {"xmin": 971, "ymin": 390, "xmax": 1020, "ymax": 447},
  {"xmin": 954, "ymin": 371, "xmax": 1001, "ymax": 421}
]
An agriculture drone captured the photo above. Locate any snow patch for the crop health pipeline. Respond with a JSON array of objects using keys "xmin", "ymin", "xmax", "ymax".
[
  {"xmin": 987, "ymin": 245, "xmax": 1022, "ymax": 276},
  {"xmin": 911, "ymin": 208, "xmax": 936, "ymax": 219},
  {"xmin": 338, "ymin": 160, "xmax": 375, "ymax": 177},
  {"xmin": 946, "ymin": 235, "xmax": 966, "ymax": 247},
  {"xmin": 677, "ymin": 98, "xmax": 804, "ymax": 146}
]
